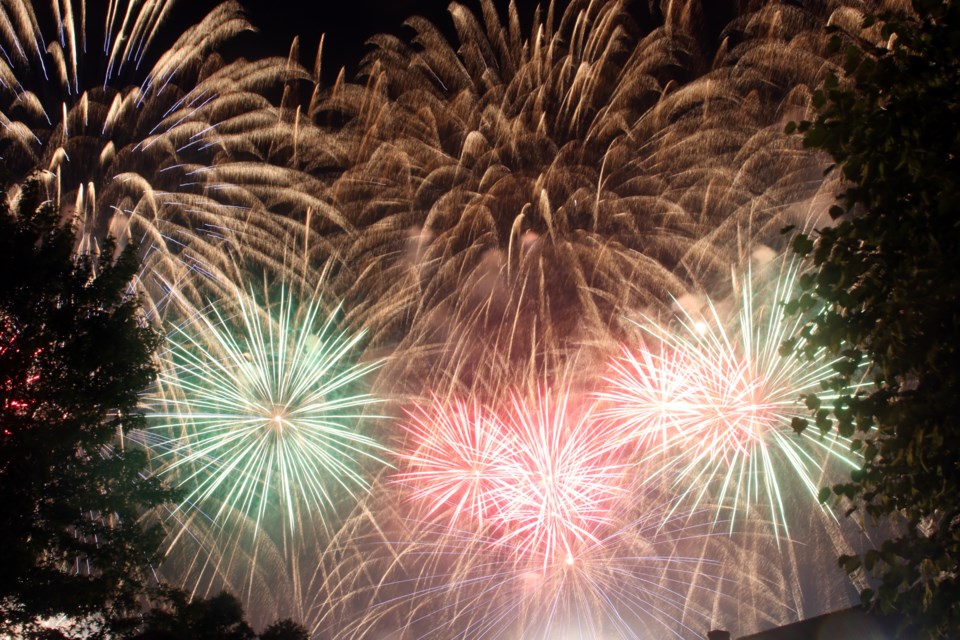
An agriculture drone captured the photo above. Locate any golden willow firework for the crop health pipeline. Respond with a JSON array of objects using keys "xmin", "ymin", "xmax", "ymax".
[
  {"xmin": 314, "ymin": 0, "xmax": 856, "ymax": 396},
  {"xmin": 0, "ymin": 0, "xmax": 340, "ymax": 315},
  {"xmin": 300, "ymin": 1, "xmax": 900, "ymax": 637}
]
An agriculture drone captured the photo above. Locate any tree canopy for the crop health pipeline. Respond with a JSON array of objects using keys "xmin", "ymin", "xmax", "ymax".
[
  {"xmin": 785, "ymin": 0, "xmax": 960, "ymax": 637},
  {"xmin": 133, "ymin": 590, "xmax": 309, "ymax": 640},
  {"xmin": 0, "ymin": 181, "xmax": 172, "ymax": 637}
]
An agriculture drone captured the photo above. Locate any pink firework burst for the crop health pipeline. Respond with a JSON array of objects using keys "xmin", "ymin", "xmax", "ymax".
[
  {"xmin": 598, "ymin": 340, "xmax": 776, "ymax": 462},
  {"xmin": 682, "ymin": 345, "xmax": 778, "ymax": 461},
  {"xmin": 595, "ymin": 344, "xmax": 706, "ymax": 453},
  {"xmin": 490, "ymin": 389, "xmax": 629, "ymax": 565},
  {"xmin": 393, "ymin": 396, "xmax": 512, "ymax": 525},
  {"xmin": 595, "ymin": 259, "xmax": 860, "ymax": 537},
  {"xmin": 394, "ymin": 389, "xmax": 629, "ymax": 565}
]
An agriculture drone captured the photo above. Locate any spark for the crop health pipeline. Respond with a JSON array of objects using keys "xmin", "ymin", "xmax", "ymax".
[
  {"xmin": 395, "ymin": 388, "xmax": 628, "ymax": 565},
  {"xmin": 393, "ymin": 397, "xmax": 512, "ymax": 526},
  {"xmin": 0, "ymin": 0, "xmax": 332, "ymax": 318}
]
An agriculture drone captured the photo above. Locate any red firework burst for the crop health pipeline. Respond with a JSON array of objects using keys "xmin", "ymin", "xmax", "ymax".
[{"xmin": 489, "ymin": 389, "xmax": 629, "ymax": 564}]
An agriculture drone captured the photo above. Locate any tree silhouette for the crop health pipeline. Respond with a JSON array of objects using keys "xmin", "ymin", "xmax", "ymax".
[
  {"xmin": 786, "ymin": 1, "xmax": 960, "ymax": 637},
  {"xmin": 0, "ymin": 180, "xmax": 172, "ymax": 637}
]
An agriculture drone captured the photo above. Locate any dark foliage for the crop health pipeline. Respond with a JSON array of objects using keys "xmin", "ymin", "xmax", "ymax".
[
  {"xmin": 0, "ymin": 180, "xmax": 173, "ymax": 637},
  {"xmin": 131, "ymin": 589, "xmax": 309, "ymax": 640},
  {"xmin": 785, "ymin": 1, "xmax": 960, "ymax": 637},
  {"xmin": 133, "ymin": 591, "xmax": 255, "ymax": 640},
  {"xmin": 258, "ymin": 618, "xmax": 310, "ymax": 640}
]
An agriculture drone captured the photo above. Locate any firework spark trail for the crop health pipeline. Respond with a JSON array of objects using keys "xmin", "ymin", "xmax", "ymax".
[
  {"xmin": 596, "ymin": 256, "xmax": 862, "ymax": 539},
  {"xmin": 306, "ymin": 483, "xmax": 780, "ymax": 640}
]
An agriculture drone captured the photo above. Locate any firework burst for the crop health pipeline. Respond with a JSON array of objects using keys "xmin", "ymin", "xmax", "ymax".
[
  {"xmin": 316, "ymin": 0, "xmax": 847, "ymax": 393},
  {"xmin": 0, "ymin": 0, "xmax": 337, "ymax": 315},
  {"xmin": 597, "ymin": 255, "xmax": 862, "ymax": 538},
  {"xmin": 489, "ymin": 389, "xmax": 627, "ymax": 564},
  {"xmin": 147, "ymin": 282, "xmax": 384, "ymax": 615},
  {"xmin": 395, "ymin": 388, "xmax": 627, "ymax": 565},
  {"xmin": 392, "ymin": 396, "xmax": 513, "ymax": 525}
]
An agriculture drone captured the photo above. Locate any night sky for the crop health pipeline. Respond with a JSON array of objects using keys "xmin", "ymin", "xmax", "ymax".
[{"xmin": 157, "ymin": 0, "xmax": 742, "ymax": 85}]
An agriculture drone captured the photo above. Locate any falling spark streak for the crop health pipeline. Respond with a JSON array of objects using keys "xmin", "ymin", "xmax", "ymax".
[
  {"xmin": 0, "ymin": 0, "xmax": 336, "ymax": 318},
  {"xmin": 317, "ymin": 0, "xmax": 850, "ymax": 394},
  {"xmin": 308, "ymin": 500, "xmax": 758, "ymax": 640}
]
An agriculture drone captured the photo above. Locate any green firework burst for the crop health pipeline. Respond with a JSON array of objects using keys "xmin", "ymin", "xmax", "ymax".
[{"xmin": 150, "ymin": 286, "xmax": 385, "ymax": 537}]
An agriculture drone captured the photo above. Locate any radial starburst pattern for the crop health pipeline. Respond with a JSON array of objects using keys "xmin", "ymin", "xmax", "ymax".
[
  {"xmin": 597, "ymin": 256, "xmax": 862, "ymax": 537},
  {"xmin": 395, "ymin": 388, "xmax": 628, "ymax": 565},
  {"xmin": 490, "ymin": 389, "xmax": 628, "ymax": 563},
  {"xmin": 146, "ymin": 283, "xmax": 384, "ymax": 616},
  {"xmin": 393, "ymin": 397, "xmax": 512, "ymax": 525}
]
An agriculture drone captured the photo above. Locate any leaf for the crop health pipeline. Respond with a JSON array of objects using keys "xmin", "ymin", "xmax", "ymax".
[
  {"xmin": 792, "ymin": 233, "xmax": 815, "ymax": 256},
  {"xmin": 840, "ymin": 554, "xmax": 862, "ymax": 574},
  {"xmin": 791, "ymin": 416, "xmax": 809, "ymax": 434}
]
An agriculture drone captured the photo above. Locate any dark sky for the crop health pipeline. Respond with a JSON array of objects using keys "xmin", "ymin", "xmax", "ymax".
[
  {"xmin": 162, "ymin": 0, "xmax": 562, "ymax": 84},
  {"xmin": 156, "ymin": 1, "xmax": 740, "ymax": 85},
  {"xmin": 243, "ymin": 0, "xmax": 606, "ymax": 83}
]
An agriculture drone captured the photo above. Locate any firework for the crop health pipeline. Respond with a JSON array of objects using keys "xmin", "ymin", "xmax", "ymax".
[
  {"xmin": 1, "ymin": 0, "xmax": 897, "ymax": 635},
  {"xmin": 597, "ymin": 256, "xmax": 862, "ymax": 538},
  {"xmin": 147, "ymin": 283, "xmax": 384, "ymax": 615},
  {"xmin": 395, "ymin": 388, "xmax": 627, "ymax": 564},
  {"xmin": 307, "ymin": 1, "xmax": 882, "ymax": 635},
  {"xmin": 392, "ymin": 396, "xmax": 512, "ymax": 525},
  {"xmin": 0, "ymin": 0, "xmax": 336, "ymax": 315},
  {"xmin": 488, "ymin": 389, "xmax": 627, "ymax": 564},
  {"xmin": 315, "ymin": 0, "xmax": 846, "ymax": 394},
  {"xmin": 307, "ymin": 484, "xmax": 785, "ymax": 640}
]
